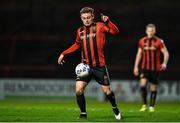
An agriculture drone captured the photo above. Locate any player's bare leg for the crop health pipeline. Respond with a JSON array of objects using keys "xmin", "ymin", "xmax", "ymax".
[
  {"xmin": 101, "ymin": 85, "xmax": 121, "ymax": 120},
  {"xmin": 76, "ymin": 81, "xmax": 88, "ymax": 119},
  {"xmin": 149, "ymin": 83, "xmax": 157, "ymax": 112},
  {"xmin": 139, "ymin": 78, "xmax": 148, "ymax": 112}
]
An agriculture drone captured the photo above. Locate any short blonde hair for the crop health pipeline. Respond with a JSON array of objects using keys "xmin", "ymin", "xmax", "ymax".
[
  {"xmin": 146, "ymin": 23, "xmax": 156, "ymax": 28},
  {"xmin": 80, "ymin": 7, "xmax": 94, "ymax": 15}
]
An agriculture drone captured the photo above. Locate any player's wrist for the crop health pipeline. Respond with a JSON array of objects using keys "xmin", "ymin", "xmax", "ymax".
[
  {"xmin": 134, "ymin": 65, "xmax": 138, "ymax": 69},
  {"xmin": 162, "ymin": 62, "xmax": 167, "ymax": 66},
  {"xmin": 60, "ymin": 53, "xmax": 65, "ymax": 57},
  {"xmin": 106, "ymin": 19, "xmax": 110, "ymax": 23},
  {"xmin": 106, "ymin": 18, "xmax": 110, "ymax": 23}
]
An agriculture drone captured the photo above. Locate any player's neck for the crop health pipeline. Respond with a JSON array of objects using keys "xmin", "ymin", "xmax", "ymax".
[
  {"xmin": 147, "ymin": 35, "xmax": 154, "ymax": 39},
  {"xmin": 85, "ymin": 25, "xmax": 91, "ymax": 28},
  {"xmin": 84, "ymin": 22, "xmax": 95, "ymax": 28}
]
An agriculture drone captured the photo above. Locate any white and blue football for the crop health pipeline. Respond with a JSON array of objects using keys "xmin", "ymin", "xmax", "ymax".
[{"xmin": 75, "ymin": 63, "xmax": 90, "ymax": 77}]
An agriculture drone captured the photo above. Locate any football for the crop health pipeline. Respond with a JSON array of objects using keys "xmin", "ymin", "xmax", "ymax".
[{"xmin": 75, "ymin": 63, "xmax": 90, "ymax": 77}]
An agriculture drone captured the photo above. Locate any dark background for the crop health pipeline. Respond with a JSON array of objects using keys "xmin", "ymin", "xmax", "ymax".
[{"xmin": 0, "ymin": 0, "xmax": 179, "ymax": 80}]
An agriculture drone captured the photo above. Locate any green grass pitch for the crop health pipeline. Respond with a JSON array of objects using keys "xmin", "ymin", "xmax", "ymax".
[{"xmin": 0, "ymin": 98, "xmax": 179, "ymax": 122}]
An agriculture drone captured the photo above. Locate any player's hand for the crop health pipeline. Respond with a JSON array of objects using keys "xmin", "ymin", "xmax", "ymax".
[
  {"xmin": 160, "ymin": 63, "xmax": 167, "ymax": 71},
  {"xmin": 133, "ymin": 67, "xmax": 139, "ymax": 76},
  {"xmin": 100, "ymin": 13, "xmax": 109, "ymax": 22},
  {"xmin": 58, "ymin": 54, "xmax": 65, "ymax": 65}
]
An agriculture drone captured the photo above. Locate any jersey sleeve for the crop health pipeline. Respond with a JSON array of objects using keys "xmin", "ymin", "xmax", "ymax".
[
  {"xmin": 101, "ymin": 20, "xmax": 119, "ymax": 34},
  {"xmin": 158, "ymin": 39, "xmax": 165, "ymax": 49},
  {"xmin": 139, "ymin": 39, "xmax": 144, "ymax": 49},
  {"xmin": 101, "ymin": 23, "xmax": 109, "ymax": 33},
  {"xmin": 62, "ymin": 29, "xmax": 81, "ymax": 55},
  {"xmin": 75, "ymin": 28, "xmax": 81, "ymax": 44}
]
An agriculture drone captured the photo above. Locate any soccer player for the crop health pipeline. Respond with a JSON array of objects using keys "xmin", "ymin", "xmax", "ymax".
[
  {"xmin": 133, "ymin": 24, "xmax": 169, "ymax": 112},
  {"xmin": 58, "ymin": 7, "xmax": 121, "ymax": 120}
]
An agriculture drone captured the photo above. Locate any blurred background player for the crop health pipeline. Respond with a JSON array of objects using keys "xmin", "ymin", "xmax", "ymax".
[
  {"xmin": 58, "ymin": 7, "xmax": 121, "ymax": 119},
  {"xmin": 133, "ymin": 24, "xmax": 169, "ymax": 112}
]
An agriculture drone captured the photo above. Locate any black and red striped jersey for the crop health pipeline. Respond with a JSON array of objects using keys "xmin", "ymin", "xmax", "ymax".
[
  {"xmin": 62, "ymin": 20, "xmax": 119, "ymax": 67},
  {"xmin": 139, "ymin": 36, "xmax": 165, "ymax": 71}
]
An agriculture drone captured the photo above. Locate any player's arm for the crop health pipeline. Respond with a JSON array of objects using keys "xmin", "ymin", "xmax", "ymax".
[
  {"xmin": 133, "ymin": 47, "xmax": 143, "ymax": 76},
  {"xmin": 160, "ymin": 44, "xmax": 169, "ymax": 71},
  {"xmin": 58, "ymin": 42, "xmax": 80, "ymax": 65},
  {"xmin": 58, "ymin": 29, "xmax": 81, "ymax": 65},
  {"xmin": 101, "ymin": 14, "xmax": 119, "ymax": 34}
]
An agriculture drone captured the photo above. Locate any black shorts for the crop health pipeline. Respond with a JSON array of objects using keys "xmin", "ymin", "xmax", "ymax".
[
  {"xmin": 139, "ymin": 69, "xmax": 160, "ymax": 85},
  {"xmin": 76, "ymin": 66, "xmax": 110, "ymax": 86}
]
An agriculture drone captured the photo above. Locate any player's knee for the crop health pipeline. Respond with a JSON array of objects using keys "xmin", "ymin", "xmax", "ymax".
[
  {"xmin": 102, "ymin": 88, "xmax": 112, "ymax": 95},
  {"xmin": 140, "ymin": 79, "xmax": 147, "ymax": 87},
  {"xmin": 140, "ymin": 85, "xmax": 146, "ymax": 88},
  {"xmin": 76, "ymin": 89, "xmax": 84, "ymax": 96},
  {"xmin": 150, "ymin": 84, "xmax": 157, "ymax": 91}
]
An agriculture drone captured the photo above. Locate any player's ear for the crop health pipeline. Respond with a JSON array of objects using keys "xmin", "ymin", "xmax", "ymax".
[
  {"xmin": 92, "ymin": 14, "xmax": 94, "ymax": 19},
  {"xmin": 154, "ymin": 28, "xmax": 156, "ymax": 34},
  {"xmin": 145, "ymin": 29, "xmax": 148, "ymax": 34}
]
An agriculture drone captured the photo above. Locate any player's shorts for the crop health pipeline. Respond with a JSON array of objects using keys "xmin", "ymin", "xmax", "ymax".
[
  {"xmin": 139, "ymin": 69, "xmax": 160, "ymax": 85},
  {"xmin": 76, "ymin": 66, "xmax": 110, "ymax": 86}
]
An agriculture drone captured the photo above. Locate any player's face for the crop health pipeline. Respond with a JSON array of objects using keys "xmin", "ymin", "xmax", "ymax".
[
  {"xmin": 146, "ymin": 27, "xmax": 156, "ymax": 38},
  {"xmin": 81, "ymin": 13, "xmax": 94, "ymax": 27}
]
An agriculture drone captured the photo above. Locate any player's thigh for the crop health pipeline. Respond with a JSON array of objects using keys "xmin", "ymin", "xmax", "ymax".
[
  {"xmin": 149, "ymin": 71, "xmax": 159, "ymax": 86},
  {"xmin": 93, "ymin": 66, "xmax": 110, "ymax": 86},
  {"xmin": 139, "ymin": 70, "xmax": 148, "ymax": 86},
  {"xmin": 101, "ymin": 85, "xmax": 112, "ymax": 95},
  {"xmin": 76, "ymin": 81, "xmax": 87, "ymax": 95}
]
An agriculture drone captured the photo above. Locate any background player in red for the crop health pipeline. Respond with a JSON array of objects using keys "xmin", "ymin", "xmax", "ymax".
[
  {"xmin": 133, "ymin": 24, "xmax": 169, "ymax": 112},
  {"xmin": 58, "ymin": 7, "xmax": 121, "ymax": 120}
]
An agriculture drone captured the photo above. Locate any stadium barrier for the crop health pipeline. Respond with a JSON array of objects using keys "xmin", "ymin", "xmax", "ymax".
[{"xmin": 0, "ymin": 79, "xmax": 179, "ymax": 101}]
